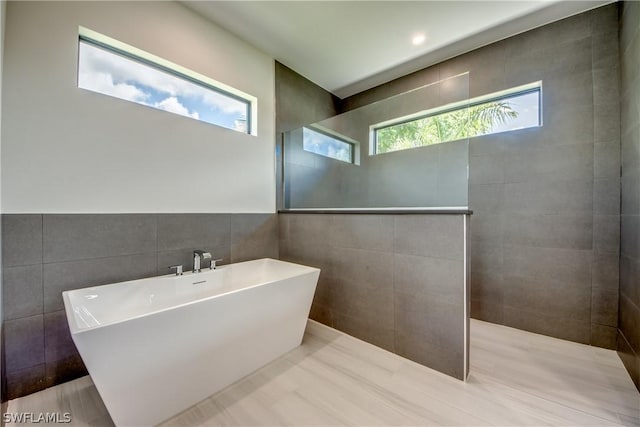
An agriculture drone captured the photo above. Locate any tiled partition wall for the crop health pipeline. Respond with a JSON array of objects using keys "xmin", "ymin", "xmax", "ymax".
[
  {"xmin": 279, "ymin": 213, "xmax": 470, "ymax": 380},
  {"xmin": 1, "ymin": 213, "xmax": 278, "ymax": 399},
  {"xmin": 618, "ymin": 0, "xmax": 640, "ymax": 391},
  {"xmin": 341, "ymin": 5, "xmax": 621, "ymax": 349}
]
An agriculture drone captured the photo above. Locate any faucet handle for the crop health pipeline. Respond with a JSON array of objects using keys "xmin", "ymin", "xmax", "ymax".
[
  {"xmin": 210, "ymin": 258, "xmax": 224, "ymax": 270},
  {"xmin": 168, "ymin": 265, "xmax": 183, "ymax": 276},
  {"xmin": 201, "ymin": 252, "xmax": 212, "ymax": 260}
]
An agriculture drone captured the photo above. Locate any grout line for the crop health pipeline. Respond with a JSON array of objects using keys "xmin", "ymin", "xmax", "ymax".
[
  {"xmin": 3, "ymin": 312, "xmax": 46, "ymax": 323},
  {"xmin": 2, "ymin": 262, "xmax": 43, "ymax": 269}
]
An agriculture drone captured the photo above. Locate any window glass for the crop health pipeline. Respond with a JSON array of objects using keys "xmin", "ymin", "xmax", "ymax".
[
  {"xmin": 78, "ymin": 38, "xmax": 251, "ymax": 133},
  {"xmin": 375, "ymin": 86, "xmax": 541, "ymax": 154},
  {"xmin": 303, "ymin": 127, "xmax": 354, "ymax": 163}
]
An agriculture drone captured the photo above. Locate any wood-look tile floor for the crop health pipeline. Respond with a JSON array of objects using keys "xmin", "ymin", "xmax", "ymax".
[{"xmin": 7, "ymin": 319, "xmax": 640, "ymax": 426}]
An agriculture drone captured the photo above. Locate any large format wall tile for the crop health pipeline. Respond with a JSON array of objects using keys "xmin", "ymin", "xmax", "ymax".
[
  {"xmin": 503, "ymin": 144, "xmax": 593, "ymax": 185},
  {"xmin": 544, "ymin": 71, "xmax": 594, "ymax": 111},
  {"xmin": 594, "ymin": 142, "xmax": 621, "ymax": 179},
  {"xmin": 468, "ymin": 153, "xmax": 505, "ymax": 185},
  {"xmin": 329, "ymin": 247, "xmax": 394, "ymax": 336},
  {"xmin": 503, "ymin": 179, "xmax": 593, "ymax": 215},
  {"xmin": 394, "ymin": 254, "xmax": 463, "ymax": 304},
  {"xmin": 592, "ymin": 288, "xmax": 619, "ymax": 327},
  {"xmin": 281, "ymin": 214, "xmax": 332, "ymax": 246},
  {"xmin": 502, "ymin": 246, "xmax": 592, "ymax": 284},
  {"xmin": 394, "ymin": 215, "xmax": 464, "ymax": 260},
  {"xmin": 621, "ymin": 171, "xmax": 640, "ymax": 215},
  {"xmin": 5, "ymin": 365, "xmax": 46, "ymax": 401},
  {"xmin": 468, "ymin": 184, "xmax": 504, "ymax": 213},
  {"xmin": 157, "ymin": 214, "xmax": 230, "ymax": 252},
  {"xmin": 536, "ymin": 106, "xmax": 594, "ymax": 147},
  {"xmin": 618, "ymin": 331, "xmax": 640, "ymax": 388},
  {"xmin": 333, "ymin": 312, "xmax": 395, "ymax": 352},
  {"xmin": 45, "ymin": 354, "xmax": 87, "ymax": 390},
  {"xmin": 504, "ymin": 306, "xmax": 591, "ymax": 344},
  {"xmin": 230, "ymin": 214, "xmax": 278, "ymax": 263},
  {"xmin": 469, "ymin": 214, "xmax": 504, "ymax": 244},
  {"xmin": 395, "ymin": 328, "xmax": 465, "ymax": 380},
  {"xmin": 471, "ymin": 299, "xmax": 504, "ymax": 324},
  {"xmin": 332, "ymin": 247, "xmax": 393, "ymax": 289},
  {"xmin": 4, "ymin": 315, "xmax": 44, "ymax": 372},
  {"xmin": 594, "ymin": 102, "xmax": 622, "ymax": 144},
  {"xmin": 43, "ymin": 215, "xmax": 157, "ymax": 263},
  {"xmin": 43, "ymin": 312, "xmax": 88, "ymax": 387},
  {"xmin": 593, "ymin": 178, "xmax": 621, "ymax": 215},
  {"xmin": 329, "ymin": 215, "xmax": 394, "ymax": 252},
  {"xmin": 2, "ymin": 214, "xmax": 42, "ymax": 267},
  {"xmin": 3, "ymin": 264, "xmax": 43, "ymax": 320},
  {"xmin": 593, "ymin": 252, "xmax": 620, "ymax": 291},
  {"xmin": 44, "ymin": 311, "xmax": 80, "ymax": 364},
  {"xmin": 594, "ymin": 215, "xmax": 621, "ymax": 254},
  {"xmin": 502, "ymin": 213, "xmax": 593, "ymax": 250},
  {"xmin": 591, "ymin": 324, "xmax": 617, "ymax": 349},
  {"xmin": 619, "ymin": 295, "xmax": 640, "ymax": 358},
  {"xmin": 471, "ymin": 271, "xmax": 503, "ymax": 305},
  {"xmin": 620, "ymin": 255, "xmax": 640, "ymax": 306},
  {"xmin": 503, "ymin": 275, "xmax": 591, "ymax": 321}
]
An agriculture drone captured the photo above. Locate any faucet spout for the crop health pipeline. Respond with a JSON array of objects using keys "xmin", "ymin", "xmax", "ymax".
[{"xmin": 193, "ymin": 250, "xmax": 212, "ymax": 273}]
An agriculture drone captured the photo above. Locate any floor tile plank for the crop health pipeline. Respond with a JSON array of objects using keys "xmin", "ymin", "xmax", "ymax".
[{"xmin": 6, "ymin": 319, "xmax": 639, "ymax": 427}]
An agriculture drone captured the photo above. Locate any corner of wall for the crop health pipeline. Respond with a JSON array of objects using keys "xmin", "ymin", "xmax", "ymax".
[{"xmin": 617, "ymin": 0, "xmax": 640, "ymax": 392}]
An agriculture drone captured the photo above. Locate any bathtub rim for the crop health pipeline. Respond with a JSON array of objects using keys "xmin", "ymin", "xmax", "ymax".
[{"xmin": 63, "ymin": 257, "xmax": 320, "ymax": 335}]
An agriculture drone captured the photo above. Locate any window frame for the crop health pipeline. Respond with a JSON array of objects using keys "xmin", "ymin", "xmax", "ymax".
[
  {"xmin": 78, "ymin": 34, "xmax": 253, "ymax": 134},
  {"xmin": 372, "ymin": 83, "xmax": 542, "ymax": 155}
]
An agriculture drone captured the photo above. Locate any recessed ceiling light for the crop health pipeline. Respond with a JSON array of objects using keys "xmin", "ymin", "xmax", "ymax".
[{"xmin": 412, "ymin": 33, "xmax": 426, "ymax": 46}]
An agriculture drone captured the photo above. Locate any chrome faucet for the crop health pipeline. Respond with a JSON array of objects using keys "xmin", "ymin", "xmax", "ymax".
[
  {"xmin": 193, "ymin": 250, "xmax": 212, "ymax": 273},
  {"xmin": 168, "ymin": 265, "xmax": 183, "ymax": 276},
  {"xmin": 210, "ymin": 258, "xmax": 224, "ymax": 270}
]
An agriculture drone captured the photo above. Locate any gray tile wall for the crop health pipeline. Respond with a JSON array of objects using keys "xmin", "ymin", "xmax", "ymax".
[
  {"xmin": 618, "ymin": 0, "xmax": 640, "ymax": 391},
  {"xmin": 1, "ymin": 213, "xmax": 278, "ymax": 399},
  {"xmin": 340, "ymin": 4, "xmax": 621, "ymax": 349},
  {"xmin": 275, "ymin": 62, "xmax": 340, "ymax": 136},
  {"xmin": 279, "ymin": 213, "xmax": 469, "ymax": 380}
]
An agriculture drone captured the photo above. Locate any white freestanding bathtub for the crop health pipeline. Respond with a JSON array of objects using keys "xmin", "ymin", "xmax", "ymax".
[{"xmin": 62, "ymin": 258, "xmax": 319, "ymax": 426}]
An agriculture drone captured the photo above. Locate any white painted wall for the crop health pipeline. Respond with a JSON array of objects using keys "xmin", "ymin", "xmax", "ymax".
[{"xmin": 2, "ymin": 1, "xmax": 275, "ymax": 213}]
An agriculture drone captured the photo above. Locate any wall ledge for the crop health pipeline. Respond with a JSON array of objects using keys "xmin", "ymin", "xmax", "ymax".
[{"xmin": 278, "ymin": 208, "xmax": 472, "ymax": 215}]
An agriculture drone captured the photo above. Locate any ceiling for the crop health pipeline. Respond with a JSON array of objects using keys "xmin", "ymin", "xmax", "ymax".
[{"xmin": 183, "ymin": 1, "xmax": 613, "ymax": 98}]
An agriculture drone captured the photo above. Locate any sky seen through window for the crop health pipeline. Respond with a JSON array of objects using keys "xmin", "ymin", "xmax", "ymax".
[{"xmin": 78, "ymin": 40, "xmax": 249, "ymax": 133}]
